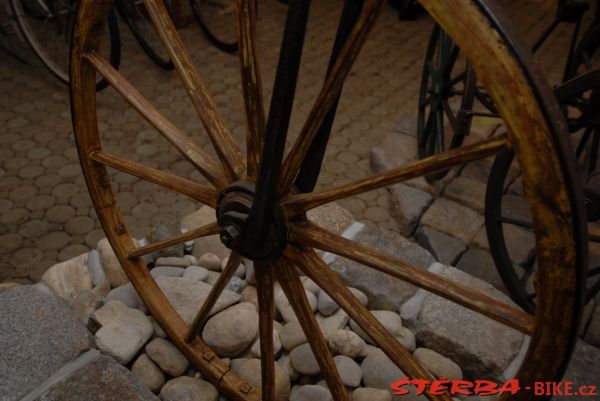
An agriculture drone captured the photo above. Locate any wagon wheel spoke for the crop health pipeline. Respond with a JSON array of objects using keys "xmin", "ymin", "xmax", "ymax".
[
  {"xmin": 274, "ymin": 259, "xmax": 350, "ymax": 401},
  {"xmin": 277, "ymin": 0, "xmax": 387, "ymax": 195},
  {"xmin": 288, "ymin": 222, "xmax": 533, "ymax": 334},
  {"xmin": 253, "ymin": 263, "xmax": 276, "ymax": 401},
  {"xmin": 236, "ymin": 0, "xmax": 265, "ymax": 178},
  {"xmin": 143, "ymin": 0, "xmax": 244, "ymax": 181},
  {"xmin": 284, "ymin": 246, "xmax": 452, "ymax": 401},
  {"xmin": 89, "ymin": 151, "xmax": 217, "ymax": 207},
  {"xmin": 128, "ymin": 222, "xmax": 219, "ymax": 259},
  {"xmin": 186, "ymin": 252, "xmax": 243, "ymax": 341},
  {"xmin": 84, "ymin": 52, "xmax": 226, "ymax": 187},
  {"xmin": 283, "ymin": 135, "xmax": 509, "ymax": 216}
]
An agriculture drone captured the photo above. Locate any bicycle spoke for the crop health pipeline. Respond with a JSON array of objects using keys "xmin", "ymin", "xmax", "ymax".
[
  {"xmin": 144, "ymin": 0, "xmax": 244, "ymax": 181},
  {"xmin": 186, "ymin": 252, "xmax": 243, "ymax": 341},
  {"xmin": 288, "ymin": 221, "xmax": 533, "ymax": 334},
  {"xmin": 275, "ymin": 259, "xmax": 350, "ymax": 401},
  {"xmin": 254, "ymin": 263, "xmax": 276, "ymax": 401},
  {"xmin": 90, "ymin": 151, "xmax": 217, "ymax": 207},
  {"xmin": 128, "ymin": 222, "xmax": 219, "ymax": 259},
  {"xmin": 283, "ymin": 135, "xmax": 509, "ymax": 216},
  {"xmin": 284, "ymin": 246, "xmax": 452, "ymax": 401},
  {"xmin": 277, "ymin": 0, "xmax": 387, "ymax": 195},
  {"xmin": 84, "ymin": 52, "xmax": 226, "ymax": 188},
  {"xmin": 236, "ymin": 0, "xmax": 265, "ymax": 178}
]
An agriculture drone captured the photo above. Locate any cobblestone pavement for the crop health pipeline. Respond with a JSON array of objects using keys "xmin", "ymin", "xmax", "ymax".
[{"xmin": 0, "ymin": 0, "xmax": 570, "ymax": 282}]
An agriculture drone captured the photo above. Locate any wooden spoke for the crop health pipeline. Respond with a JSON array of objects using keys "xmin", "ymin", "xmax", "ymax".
[
  {"xmin": 186, "ymin": 252, "xmax": 243, "ymax": 341},
  {"xmin": 284, "ymin": 246, "xmax": 452, "ymax": 401},
  {"xmin": 143, "ymin": 0, "xmax": 244, "ymax": 181},
  {"xmin": 90, "ymin": 151, "xmax": 217, "ymax": 207},
  {"xmin": 283, "ymin": 135, "xmax": 509, "ymax": 216},
  {"xmin": 128, "ymin": 222, "xmax": 219, "ymax": 259},
  {"xmin": 288, "ymin": 221, "xmax": 534, "ymax": 334},
  {"xmin": 274, "ymin": 260, "xmax": 349, "ymax": 401},
  {"xmin": 84, "ymin": 52, "xmax": 226, "ymax": 188},
  {"xmin": 277, "ymin": 0, "xmax": 387, "ymax": 195},
  {"xmin": 254, "ymin": 263, "xmax": 275, "ymax": 401},
  {"xmin": 236, "ymin": 0, "xmax": 265, "ymax": 178}
]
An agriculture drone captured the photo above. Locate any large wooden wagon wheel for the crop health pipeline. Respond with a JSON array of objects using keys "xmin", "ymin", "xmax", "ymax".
[{"xmin": 70, "ymin": 0, "xmax": 586, "ymax": 400}]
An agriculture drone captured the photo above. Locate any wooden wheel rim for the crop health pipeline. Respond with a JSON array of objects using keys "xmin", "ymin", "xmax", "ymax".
[{"xmin": 70, "ymin": 1, "xmax": 586, "ymax": 401}]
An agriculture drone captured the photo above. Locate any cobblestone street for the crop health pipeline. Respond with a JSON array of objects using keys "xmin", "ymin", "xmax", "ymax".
[{"xmin": 0, "ymin": 0, "xmax": 570, "ymax": 283}]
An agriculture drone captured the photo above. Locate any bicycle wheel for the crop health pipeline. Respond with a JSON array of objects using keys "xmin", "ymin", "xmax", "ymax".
[
  {"xmin": 190, "ymin": 0, "xmax": 238, "ymax": 53},
  {"xmin": 486, "ymin": 68, "xmax": 600, "ymax": 313},
  {"xmin": 71, "ymin": 0, "xmax": 586, "ymax": 400},
  {"xmin": 11, "ymin": 0, "xmax": 120, "ymax": 89},
  {"xmin": 117, "ymin": 0, "xmax": 174, "ymax": 70}
]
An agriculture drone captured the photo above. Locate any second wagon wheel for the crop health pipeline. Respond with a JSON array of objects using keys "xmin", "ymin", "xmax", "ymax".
[{"xmin": 70, "ymin": 0, "xmax": 586, "ymax": 400}]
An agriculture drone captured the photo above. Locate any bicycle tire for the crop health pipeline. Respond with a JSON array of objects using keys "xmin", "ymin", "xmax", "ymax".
[
  {"xmin": 117, "ymin": 0, "xmax": 174, "ymax": 70},
  {"xmin": 190, "ymin": 0, "xmax": 238, "ymax": 53}
]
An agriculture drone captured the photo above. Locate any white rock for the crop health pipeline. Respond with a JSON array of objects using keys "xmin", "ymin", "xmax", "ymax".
[
  {"xmin": 198, "ymin": 253, "xmax": 222, "ymax": 271},
  {"xmin": 301, "ymin": 276, "xmax": 320, "ymax": 294},
  {"xmin": 87, "ymin": 250, "xmax": 106, "ymax": 286},
  {"xmin": 334, "ymin": 355, "xmax": 362, "ymax": 387},
  {"xmin": 317, "ymin": 290, "xmax": 340, "ymax": 316},
  {"xmin": 352, "ymin": 387, "xmax": 392, "ymax": 401},
  {"xmin": 290, "ymin": 384, "xmax": 332, "ymax": 401},
  {"xmin": 94, "ymin": 300, "xmax": 153, "ymax": 364},
  {"xmin": 395, "ymin": 327, "xmax": 416, "ymax": 352},
  {"xmin": 150, "ymin": 266, "xmax": 185, "ymax": 278},
  {"xmin": 280, "ymin": 320, "xmax": 307, "ymax": 351},
  {"xmin": 275, "ymin": 288, "xmax": 317, "ymax": 322},
  {"xmin": 202, "ymin": 302, "xmax": 259, "ymax": 357},
  {"xmin": 231, "ymin": 358, "xmax": 291, "ymax": 401},
  {"xmin": 97, "ymin": 238, "xmax": 129, "ymax": 287},
  {"xmin": 328, "ymin": 329, "xmax": 368, "ymax": 359},
  {"xmin": 413, "ymin": 348, "xmax": 463, "ymax": 380},
  {"xmin": 350, "ymin": 310, "xmax": 403, "ymax": 344},
  {"xmin": 160, "ymin": 376, "xmax": 218, "ymax": 401},
  {"xmin": 183, "ymin": 266, "xmax": 209, "ymax": 282},
  {"xmin": 131, "ymin": 354, "xmax": 165, "ymax": 393},
  {"xmin": 289, "ymin": 343, "xmax": 320, "ymax": 375},
  {"xmin": 277, "ymin": 353, "xmax": 300, "ymax": 381},
  {"xmin": 155, "ymin": 256, "xmax": 194, "ymax": 268},
  {"xmin": 106, "ymin": 283, "xmax": 141, "ymax": 309},
  {"xmin": 316, "ymin": 309, "xmax": 350, "ymax": 338},
  {"xmin": 245, "ymin": 260, "xmax": 256, "ymax": 285},
  {"xmin": 41, "ymin": 253, "xmax": 92, "ymax": 302},
  {"xmin": 146, "ymin": 337, "xmax": 190, "ymax": 377},
  {"xmin": 250, "ymin": 329, "xmax": 281, "ymax": 358}
]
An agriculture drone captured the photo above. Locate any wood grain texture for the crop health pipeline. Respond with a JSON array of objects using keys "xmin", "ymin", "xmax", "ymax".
[
  {"xmin": 285, "ymin": 246, "xmax": 452, "ymax": 401},
  {"xmin": 144, "ymin": 0, "xmax": 244, "ymax": 182},
  {"xmin": 283, "ymin": 135, "xmax": 509, "ymax": 216},
  {"xmin": 90, "ymin": 150, "xmax": 217, "ymax": 207},
  {"xmin": 186, "ymin": 252, "xmax": 243, "ymax": 341},
  {"xmin": 277, "ymin": 0, "xmax": 386, "ymax": 195},
  {"xmin": 275, "ymin": 260, "xmax": 350, "ymax": 401},
  {"xmin": 236, "ymin": 0, "xmax": 265, "ymax": 178},
  {"xmin": 84, "ymin": 51, "xmax": 226, "ymax": 188},
  {"xmin": 288, "ymin": 221, "xmax": 533, "ymax": 334},
  {"xmin": 254, "ymin": 263, "xmax": 275, "ymax": 401}
]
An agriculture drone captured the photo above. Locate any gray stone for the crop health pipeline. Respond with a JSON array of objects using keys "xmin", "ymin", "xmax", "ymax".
[
  {"xmin": 416, "ymin": 226, "xmax": 466, "ymax": 266},
  {"xmin": 160, "ymin": 376, "xmax": 218, "ymax": 401},
  {"xmin": 249, "ymin": 329, "xmax": 282, "ymax": 358},
  {"xmin": 290, "ymin": 343, "xmax": 320, "ymax": 375},
  {"xmin": 584, "ymin": 303, "xmax": 600, "ymax": 347},
  {"xmin": 69, "ymin": 289, "xmax": 104, "ymax": 326},
  {"xmin": 146, "ymin": 338, "xmax": 190, "ymax": 377},
  {"xmin": 180, "ymin": 208, "xmax": 227, "ymax": 259},
  {"xmin": 94, "ymin": 301, "xmax": 154, "ymax": 365},
  {"xmin": 361, "ymin": 349, "xmax": 424, "ymax": 401},
  {"xmin": 350, "ymin": 310, "xmax": 403, "ymax": 344},
  {"xmin": 280, "ymin": 320, "xmax": 308, "ymax": 351},
  {"xmin": 198, "ymin": 252, "xmax": 222, "ymax": 271},
  {"xmin": 202, "ymin": 302, "xmax": 259, "ymax": 357},
  {"xmin": 148, "ymin": 223, "xmax": 184, "ymax": 258},
  {"xmin": 231, "ymin": 358, "xmax": 291, "ymax": 401},
  {"xmin": 413, "ymin": 348, "xmax": 463, "ymax": 380},
  {"xmin": 240, "ymin": 285, "xmax": 259, "ymax": 310},
  {"xmin": 334, "ymin": 355, "xmax": 362, "ymax": 387},
  {"xmin": 301, "ymin": 276, "xmax": 320, "ymax": 294},
  {"xmin": 131, "ymin": 354, "xmax": 165, "ymax": 393},
  {"xmin": 328, "ymin": 329, "xmax": 368, "ymax": 359},
  {"xmin": 37, "ymin": 354, "xmax": 158, "ymax": 401},
  {"xmin": 277, "ymin": 353, "xmax": 300, "ymax": 381},
  {"xmin": 183, "ymin": 266, "xmax": 209, "ymax": 282},
  {"xmin": 156, "ymin": 277, "xmax": 239, "ymax": 324},
  {"xmin": 206, "ymin": 271, "xmax": 222, "ymax": 285},
  {"xmin": 290, "ymin": 384, "xmax": 333, "ymax": 401},
  {"xmin": 227, "ymin": 276, "xmax": 247, "ymax": 293},
  {"xmin": 221, "ymin": 257, "xmax": 246, "ymax": 278},
  {"xmin": 316, "ymin": 309, "xmax": 351, "ymax": 339},
  {"xmin": 455, "ymin": 249, "xmax": 506, "ymax": 292},
  {"xmin": 275, "ymin": 287, "xmax": 317, "ymax": 322},
  {"xmin": 87, "ymin": 249, "xmax": 106, "ymax": 286},
  {"xmin": 97, "ymin": 238, "xmax": 129, "ymax": 288},
  {"xmin": 155, "ymin": 256, "xmax": 193, "ymax": 268},
  {"xmin": 317, "ymin": 289, "xmax": 340, "ymax": 316},
  {"xmin": 559, "ymin": 340, "xmax": 600, "ymax": 401},
  {"xmin": 0, "ymin": 286, "xmax": 93, "ymax": 401},
  {"xmin": 370, "ymin": 133, "xmax": 417, "ymax": 172},
  {"xmin": 41, "ymin": 253, "xmax": 92, "ymax": 302},
  {"xmin": 150, "ymin": 266, "xmax": 185, "ymax": 278},
  {"xmin": 106, "ymin": 283, "xmax": 142, "ymax": 310},
  {"xmin": 352, "ymin": 387, "xmax": 392, "ymax": 401},
  {"xmin": 388, "ymin": 183, "xmax": 433, "ymax": 236},
  {"xmin": 444, "ymin": 176, "xmax": 487, "ymax": 213},
  {"xmin": 330, "ymin": 223, "xmax": 435, "ymax": 310},
  {"xmin": 395, "ymin": 327, "xmax": 416, "ymax": 352},
  {"xmin": 420, "ymin": 198, "xmax": 484, "ymax": 244},
  {"xmin": 415, "ymin": 264, "xmax": 524, "ymax": 379}
]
